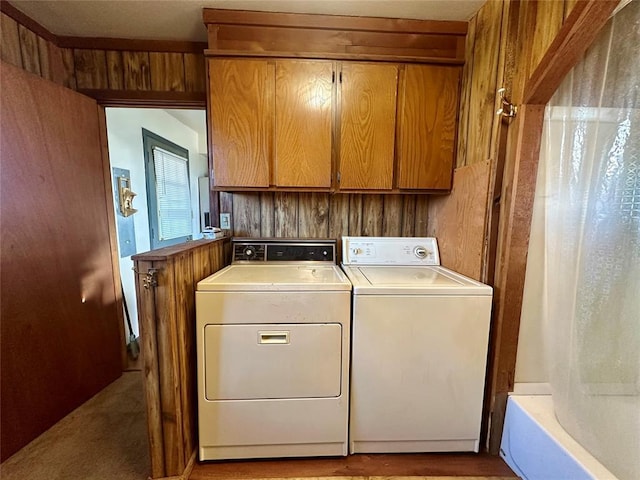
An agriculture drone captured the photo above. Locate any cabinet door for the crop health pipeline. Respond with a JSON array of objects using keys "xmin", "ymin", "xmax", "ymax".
[
  {"xmin": 275, "ymin": 60, "xmax": 334, "ymax": 187},
  {"xmin": 397, "ymin": 65, "xmax": 460, "ymax": 190},
  {"xmin": 339, "ymin": 63, "xmax": 398, "ymax": 190},
  {"xmin": 209, "ymin": 59, "xmax": 273, "ymax": 187}
]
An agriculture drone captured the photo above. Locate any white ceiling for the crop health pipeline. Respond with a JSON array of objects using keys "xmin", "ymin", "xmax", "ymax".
[
  {"xmin": 9, "ymin": 0, "xmax": 484, "ymax": 42},
  {"xmin": 165, "ymin": 109, "xmax": 207, "ymax": 143}
]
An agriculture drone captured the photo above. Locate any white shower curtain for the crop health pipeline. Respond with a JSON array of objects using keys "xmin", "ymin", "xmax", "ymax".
[{"xmin": 533, "ymin": 1, "xmax": 640, "ymax": 478}]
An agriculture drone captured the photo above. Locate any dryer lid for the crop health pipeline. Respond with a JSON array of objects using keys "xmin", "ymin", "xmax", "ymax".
[{"xmin": 197, "ymin": 264, "xmax": 352, "ymax": 291}]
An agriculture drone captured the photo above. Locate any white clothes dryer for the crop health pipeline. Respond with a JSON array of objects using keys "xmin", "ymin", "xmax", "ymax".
[
  {"xmin": 341, "ymin": 236, "xmax": 493, "ymax": 454},
  {"xmin": 196, "ymin": 238, "xmax": 351, "ymax": 461}
]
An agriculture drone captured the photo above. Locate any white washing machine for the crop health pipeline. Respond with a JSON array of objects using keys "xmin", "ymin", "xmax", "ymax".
[
  {"xmin": 196, "ymin": 238, "xmax": 351, "ymax": 461},
  {"xmin": 341, "ymin": 236, "xmax": 493, "ymax": 454}
]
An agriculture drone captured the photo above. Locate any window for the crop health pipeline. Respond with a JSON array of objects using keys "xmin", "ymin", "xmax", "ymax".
[{"xmin": 142, "ymin": 129, "xmax": 192, "ymax": 249}]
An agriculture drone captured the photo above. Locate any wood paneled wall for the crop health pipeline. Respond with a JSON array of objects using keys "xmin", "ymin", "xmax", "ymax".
[
  {"xmin": 67, "ymin": 47, "xmax": 206, "ymax": 94},
  {"xmin": 456, "ymin": 0, "xmax": 583, "ymax": 169},
  {"xmin": 132, "ymin": 238, "xmax": 230, "ymax": 479},
  {"xmin": 0, "ymin": 5, "xmax": 206, "ymax": 101},
  {"xmin": 221, "ymin": 192, "xmax": 430, "ymax": 242},
  {"xmin": 1, "ymin": 60, "xmax": 122, "ymax": 461},
  {"xmin": 427, "ymin": 161, "xmax": 492, "ymax": 280},
  {"xmin": 447, "ymin": 0, "xmax": 590, "ymax": 279}
]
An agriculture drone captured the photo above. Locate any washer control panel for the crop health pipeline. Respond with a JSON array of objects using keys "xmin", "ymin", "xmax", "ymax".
[{"xmin": 342, "ymin": 236, "xmax": 440, "ymax": 265}]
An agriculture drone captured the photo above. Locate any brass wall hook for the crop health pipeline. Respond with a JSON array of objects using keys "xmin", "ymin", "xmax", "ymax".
[{"xmin": 496, "ymin": 87, "xmax": 518, "ymax": 118}]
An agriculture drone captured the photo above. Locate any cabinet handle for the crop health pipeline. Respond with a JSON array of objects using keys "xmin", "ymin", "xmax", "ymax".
[
  {"xmin": 339, "ymin": 71, "xmax": 343, "ymax": 83},
  {"xmin": 332, "ymin": 71, "xmax": 335, "ymax": 83}
]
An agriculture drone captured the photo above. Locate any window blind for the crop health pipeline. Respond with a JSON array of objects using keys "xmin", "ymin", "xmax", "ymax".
[{"xmin": 152, "ymin": 146, "xmax": 191, "ymax": 241}]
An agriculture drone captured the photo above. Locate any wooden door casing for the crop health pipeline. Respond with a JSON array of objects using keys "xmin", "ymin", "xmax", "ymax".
[
  {"xmin": 209, "ymin": 58, "xmax": 273, "ymax": 187},
  {"xmin": 397, "ymin": 64, "xmax": 461, "ymax": 190},
  {"xmin": 338, "ymin": 62, "xmax": 398, "ymax": 190},
  {"xmin": 275, "ymin": 59, "xmax": 334, "ymax": 187}
]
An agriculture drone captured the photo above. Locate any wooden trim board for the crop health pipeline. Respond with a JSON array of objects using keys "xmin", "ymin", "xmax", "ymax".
[
  {"xmin": 204, "ymin": 49, "xmax": 465, "ymax": 65},
  {"xmin": 77, "ymin": 89, "xmax": 206, "ymax": 107},
  {"xmin": 57, "ymin": 36, "xmax": 207, "ymax": 53},
  {"xmin": 189, "ymin": 453, "xmax": 515, "ymax": 479},
  {"xmin": 203, "ymin": 8, "xmax": 468, "ymax": 35},
  {"xmin": 524, "ymin": 0, "xmax": 620, "ymax": 104}
]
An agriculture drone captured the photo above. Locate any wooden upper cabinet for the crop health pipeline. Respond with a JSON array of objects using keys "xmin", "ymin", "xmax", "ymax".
[
  {"xmin": 207, "ymin": 57, "xmax": 458, "ymax": 192},
  {"xmin": 339, "ymin": 63, "xmax": 398, "ymax": 190},
  {"xmin": 397, "ymin": 64, "xmax": 461, "ymax": 190},
  {"xmin": 275, "ymin": 60, "xmax": 334, "ymax": 188},
  {"xmin": 209, "ymin": 59, "xmax": 273, "ymax": 187}
]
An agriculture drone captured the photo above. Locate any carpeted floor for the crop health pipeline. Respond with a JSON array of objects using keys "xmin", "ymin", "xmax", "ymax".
[{"xmin": 0, "ymin": 371, "xmax": 149, "ymax": 480}]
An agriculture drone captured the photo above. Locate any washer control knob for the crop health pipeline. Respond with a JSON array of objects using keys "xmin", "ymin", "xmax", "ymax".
[
  {"xmin": 414, "ymin": 246, "xmax": 429, "ymax": 259},
  {"xmin": 243, "ymin": 246, "xmax": 256, "ymax": 259}
]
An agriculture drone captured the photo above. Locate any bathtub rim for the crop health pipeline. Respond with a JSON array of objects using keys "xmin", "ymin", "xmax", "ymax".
[{"xmin": 500, "ymin": 392, "xmax": 618, "ymax": 480}]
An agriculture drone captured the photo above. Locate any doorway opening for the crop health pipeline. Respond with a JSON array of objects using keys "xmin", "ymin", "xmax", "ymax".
[{"xmin": 105, "ymin": 107, "xmax": 208, "ymax": 362}]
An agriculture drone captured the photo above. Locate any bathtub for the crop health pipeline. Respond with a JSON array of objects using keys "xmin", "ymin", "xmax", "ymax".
[{"xmin": 500, "ymin": 394, "xmax": 618, "ymax": 479}]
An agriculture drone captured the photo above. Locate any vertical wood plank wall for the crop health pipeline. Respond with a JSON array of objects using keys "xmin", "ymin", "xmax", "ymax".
[
  {"xmin": 0, "ymin": 10, "xmax": 206, "ymax": 95},
  {"xmin": 442, "ymin": 0, "xmax": 587, "ymax": 282},
  {"xmin": 132, "ymin": 239, "xmax": 230, "ymax": 478},
  {"xmin": 223, "ymin": 193, "xmax": 430, "ymax": 240},
  {"xmin": 457, "ymin": 0, "xmax": 582, "ymax": 168}
]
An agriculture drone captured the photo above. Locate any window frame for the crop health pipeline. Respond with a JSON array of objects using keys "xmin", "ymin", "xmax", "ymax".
[{"xmin": 142, "ymin": 128, "xmax": 192, "ymax": 249}]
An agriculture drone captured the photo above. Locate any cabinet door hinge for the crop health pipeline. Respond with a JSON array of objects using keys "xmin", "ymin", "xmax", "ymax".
[{"xmin": 337, "ymin": 172, "xmax": 341, "ymax": 184}]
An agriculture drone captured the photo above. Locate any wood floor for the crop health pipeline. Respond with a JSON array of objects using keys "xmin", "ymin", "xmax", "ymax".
[{"xmin": 189, "ymin": 453, "xmax": 517, "ymax": 479}]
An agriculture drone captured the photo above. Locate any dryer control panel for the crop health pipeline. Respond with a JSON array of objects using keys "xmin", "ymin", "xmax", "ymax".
[
  {"xmin": 232, "ymin": 238, "xmax": 336, "ymax": 263},
  {"xmin": 342, "ymin": 236, "xmax": 440, "ymax": 266}
]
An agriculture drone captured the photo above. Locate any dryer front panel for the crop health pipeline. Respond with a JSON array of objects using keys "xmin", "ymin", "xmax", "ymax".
[{"xmin": 204, "ymin": 323, "xmax": 342, "ymax": 400}]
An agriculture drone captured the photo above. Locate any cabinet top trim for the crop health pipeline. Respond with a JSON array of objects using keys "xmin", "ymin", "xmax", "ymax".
[
  {"xmin": 203, "ymin": 8, "xmax": 468, "ymax": 36},
  {"xmin": 204, "ymin": 49, "xmax": 465, "ymax": 65}
]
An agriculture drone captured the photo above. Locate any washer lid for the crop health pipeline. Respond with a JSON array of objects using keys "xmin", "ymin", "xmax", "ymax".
[
  {"xmin": 197, "ymin": 264, "xmax": 352, "ymax": 291},
  {"xmin": 342, "ymin": 265, "xmax": 492, "ymax": 296}
]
